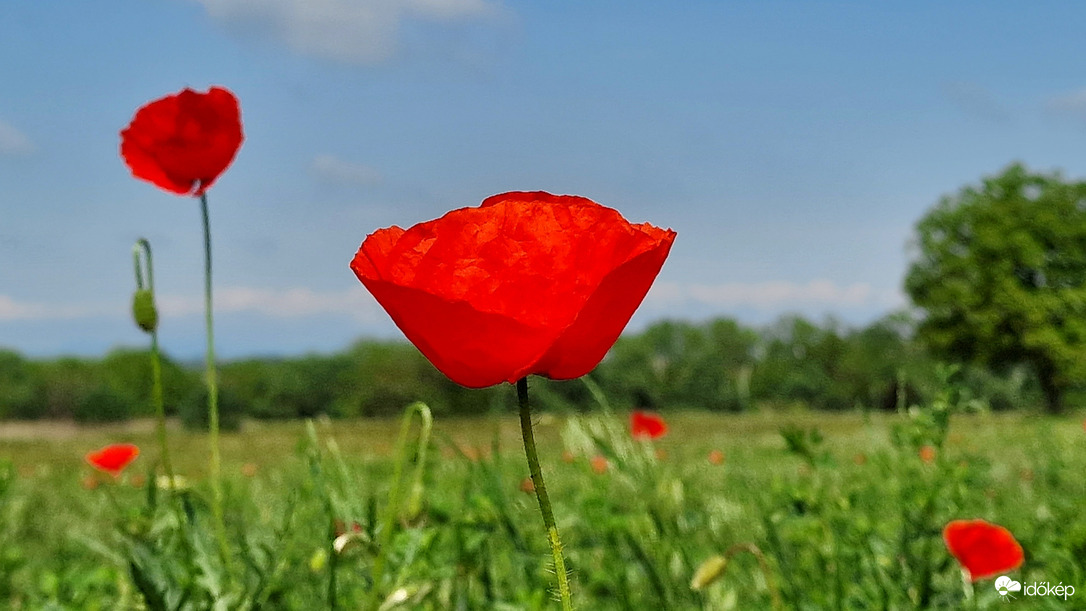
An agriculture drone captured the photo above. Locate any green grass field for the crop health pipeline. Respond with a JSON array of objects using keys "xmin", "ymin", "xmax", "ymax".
[{"xmin": 2, "ymin": 406, "xmax": 1084, "ymax": 609}]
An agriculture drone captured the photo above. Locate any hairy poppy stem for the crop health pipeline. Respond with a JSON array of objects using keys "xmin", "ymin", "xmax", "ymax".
[
  {"xmin": 200, "ymin": 193, "xmax": 230, "ymax": 568},
  {"xmin": 517, "ymin": 377, "xmax": 574, "ymax": 611}
]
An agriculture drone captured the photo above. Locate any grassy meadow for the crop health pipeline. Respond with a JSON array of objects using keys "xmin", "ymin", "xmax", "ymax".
[{"xmin": 2, "ymin": 404, "xmax": 1085, "ymax": 609}]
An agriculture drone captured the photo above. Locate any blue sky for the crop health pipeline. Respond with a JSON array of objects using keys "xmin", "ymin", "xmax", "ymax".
[{"xmin": 3, "ymin": 1, "xmax": 1086, "ymax": 359}]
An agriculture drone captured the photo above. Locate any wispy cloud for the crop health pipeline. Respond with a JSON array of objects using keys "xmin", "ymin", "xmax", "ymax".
[
  {"xmin": 158, "ymin": 287, "xmax": 381, "ymax": 321},
  {"xmin": 0, "ymin": 118, "xmax": 33, "ymax": 156},
  {"xmin": 311, "ymin": 154, "xmax": 382, "ymax": 186},
  {"xmin": 941, "ymin": 82, "xmax": 1011, "ymax": 124},
  {"xmin": 0, "ymin": 287, "xmax": 382, "ymax": 323},
  {"xmin": 644, "ymin": 280, "xmax": 904, "ymax": 310},
  {"xmin": 1045, "ymin": 88, "xmax": 1086, "ymax": 121},
  {"xmin": 2, "ymin": 281, "xmax": 902, "ymax": 328},
  {"xmin": 0, "ymin": 295, "xmax": 106, "ymax": 321},
  {"xmin": 190, "ymin": 0, "xmax": 501, "ymax": 64}
]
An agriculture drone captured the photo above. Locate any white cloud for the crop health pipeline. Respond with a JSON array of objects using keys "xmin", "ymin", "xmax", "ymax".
[
  {"xmin": 190, "ymin": 0, "xmax": 501, "ymax": 64},
  {"xmin": 941, "ymin": 82, "xmax": 1011, "ymax": 123},
  {"xmin": 1045, "ymin": 88, "xmax": 1086, "ymax": 120},
  {"xmin": 644, "ymin": 280, "xmax": 904, "ymax": 310},
  {"xmin": 0, "ymin": 287, "xmax": 382, "ymax": 323},
  {"xmin": 0, "ymin": 295, "xmax": 104, "ymax": 321},
  {"xmin": 311, "ymin": 154, "xmax": 382, "ymax": 186},
  {"xmin": 158, "ymin": 287, "xmax": 382, "ymax": 321},
  {"xmin": 2, "ymin": 281, "xmax": 905, "ymax": 327},
  {"xmin": 0, "ymin": 119, "xmax": 33, "ymax": 156}
]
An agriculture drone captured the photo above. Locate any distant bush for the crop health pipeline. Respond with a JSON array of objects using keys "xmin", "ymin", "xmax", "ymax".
[
  {"xmin": 179, "ymin": 387, "xmax": 244, "ymax": 432},
  {"xmin": 0, "ymin": 312, "xmax": 1058, "ymax": 421},
  {"xmin": 73, "ymin": 385, "xmax": 133, "ymax": 423}
]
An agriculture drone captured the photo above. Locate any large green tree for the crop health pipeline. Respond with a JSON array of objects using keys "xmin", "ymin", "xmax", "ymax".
[{"xmin": 905, "ymin": 163, "xmax": 1086, "ymax": 412}]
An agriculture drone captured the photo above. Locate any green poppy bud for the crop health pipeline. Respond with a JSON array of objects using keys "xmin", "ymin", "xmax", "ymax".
[
  {"xmin": 690, "ymin": 555, "xmax": 729, "ymax": 591},
  {"xmin": 132, "ymin": 289, "xmax": 158, "ymax": 333}
]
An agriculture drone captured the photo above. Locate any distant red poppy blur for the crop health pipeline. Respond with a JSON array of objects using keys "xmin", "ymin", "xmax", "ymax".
[
  {"xmin": 120, "ymin": 86, "xmax": 243, "ymax": 196},
  {"xmin": 708, "ymin": 449, "xmax": 725, "ymax": 465},
  {"xmin": 519, "ymin": 476, "xmax": 535, "ymax": 494},
  {"xmin": 351, "ymin": 191, "xmax": 675, "ymax": 388},
  {"xmin": 943, "ymin": 519, "xmax": 1024, "ymax": 581},
  {"xmin": 919, "ymin": 445, "xmax": 936, "ymax": 464},
  {"xmin": 590, "ymin": 455, "xmax": 609, "ymax": 474},
  {"xmin": 85, "ymin": 444, "xmax": 140, "ymax": 477},
  {"xmin": 630, "ymin": 410, "xmax": 668, "ymax": 440}
]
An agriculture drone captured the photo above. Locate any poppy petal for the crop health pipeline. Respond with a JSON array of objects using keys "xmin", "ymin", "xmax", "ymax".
[
  {"xmin": 85, "ymin": 443, "xmax": 140, "ymax": 477},
  {"xmin": 120, "ymin": 86, "xmax": 243, "ymax": 196},
  {"xmin": 351, "ymin": 192, "xmax": 675, "ymax": 388},
  {"xmin": 630, "ymin": 410, "xmax": 668, "ymax": 439},
  {"xmin": 943, "ymin": 519, "xmax": 1024, "ymax": 581}
]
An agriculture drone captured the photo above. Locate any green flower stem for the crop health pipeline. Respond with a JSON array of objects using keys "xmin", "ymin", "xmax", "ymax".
[
  {"xmin": 367, "ymin": 402, "xmax": 433, "ymax": 611},
  {"xmin": 727, "ymin": 543, "xmax": 782, "ymax": 611},
  {"xmin": 133, "ymin": 240, "xmax": 174, "ymax": 482},
  {"xmin": 149, "ymin": 333, "xmax": 171, "ymax": 473},
  {"xmin": 517, "ymin": 377, "xmax": 573, "ymax": 611},
  {"xmin": 200, "ymin": 193, "xmax": 230, "ymax": 567}
]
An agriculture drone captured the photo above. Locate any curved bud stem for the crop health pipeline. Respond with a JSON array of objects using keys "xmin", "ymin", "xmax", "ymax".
[
  {"xmin": 131, "ymin": 239, "xmax": 173, "ymax": 483},
  {"xmin": 133, "ymin": 238, "xmax": 154, "ymax": 292},
  {"xmin": 367, "ymin": 402, "xmax": 433, "ymax": 610},
  {"xmin": 691, "ymin": 543, "xmax": 781, "ymax": 610}
]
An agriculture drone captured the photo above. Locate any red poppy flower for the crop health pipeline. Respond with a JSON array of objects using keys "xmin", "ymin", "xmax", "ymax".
[
  {"xmin": 350, "ymin": 191, "xmax": 675, "ymax": 388},
  {"xmin": 85, "ymin": 443, "xmax": 140, "ymax": 477},
  {"xmin": 630, "ymin": 410, "xmax": 668, "ymax": 440},
  {"xmin": 120, "ymin": 86, "xmax": 243, "ymax": 196},
  {"xmin": 943, "ymin": 519, "xmax": 1024, "ymax": 581}
]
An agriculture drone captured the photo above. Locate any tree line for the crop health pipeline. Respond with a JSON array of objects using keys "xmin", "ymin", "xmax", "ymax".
[
  {"xmin": 6, "ymin": 162, "xmax": 1086, "ymax": 421},
  {"xmin": 0, "ymin": 313, "xmax": 1049, "ymax": 426}
]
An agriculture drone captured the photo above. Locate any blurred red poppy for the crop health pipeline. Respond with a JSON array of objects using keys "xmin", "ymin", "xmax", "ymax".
[
  {"xmin": 943, "ymin": 519, "xmax": 1024, "ymax": 581},
  {"xmin": 919, "ymin": 445, "xmax": 936, "ymax": 464},
  {"xmin": 708, "ymin": 449, "xmax": 725, "ymax": 465},
  {"xmin": 519, "ymin": 476, "xmax": 535, "ymax": 494},
  {"xmin": 120, "ymin": 86, "xmax": 243, "ymax": 196},
  {"xmin": 351, "ymin": 191, "xmax": 675, "ymax": 388},
  {"xmin": 630, "ymin": 410, "xmax": 668, "ymax": 440},
  {"xmin": 85, "ymin": 444, "xmax": 140, "ymax": 477},
  {"xmin": 590, "ymin": 455, "xmax": 609, "ymax": 474}
]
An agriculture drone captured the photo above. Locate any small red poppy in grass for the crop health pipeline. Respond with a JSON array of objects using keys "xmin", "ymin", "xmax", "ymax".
[
  {"xmin": 630, "ymin": 410, "xmax": 668, "ymax": 440},
  {"xmin": 333, "ymin": 519, "xmax": 364, "ymax": 538},
  {"xmin": 590, "ymin": 455, "xmax": 609, "ymax": 474},
  {"xmin": 120, "ymin": 86, "xmax": 243, "ymax": 196},
  {"xmin": 519, "ymin": 477, "xmax": 536, "ymax": 494},
  {"xmin": 81, "ymin": 474, "xmax": 100, "ymax": 490},
  {"xmin": 350, "ymin": 191, "xmax": 675, "ymax": 388},
  {"xmin": 919, "ymin": 445, "xmax": 936, "ymax": 464},
  {"xmin": 708, "ymin": 449, "xmax": 725, "ymax": 465},
  {"xmin": 943, "ymin": 519, "xmax": 1024, "ymax": 581},
  {"xmin": 85, "ymin": 444, "xmax": 140, "ymax": 477},
  {"xmin": 561, "ymin": 450, "xmax": 576, "ymax": 464}
]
